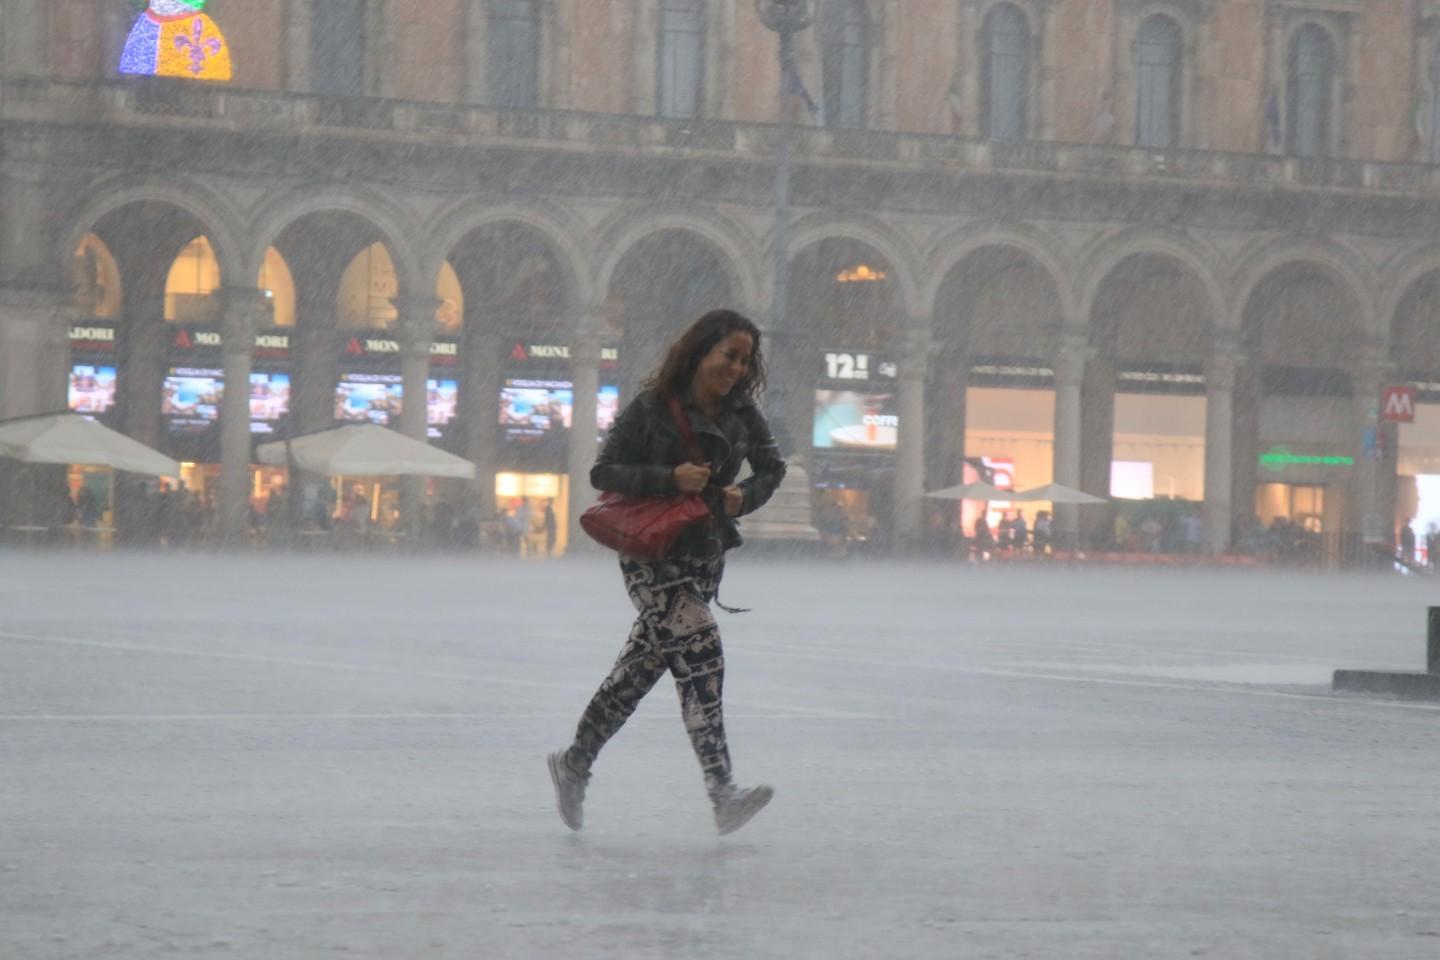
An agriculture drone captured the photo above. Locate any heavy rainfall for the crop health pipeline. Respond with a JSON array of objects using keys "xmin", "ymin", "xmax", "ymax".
[{"xmin": 3, "ymin": 2, "xmax": 1440, "ymax": 958}]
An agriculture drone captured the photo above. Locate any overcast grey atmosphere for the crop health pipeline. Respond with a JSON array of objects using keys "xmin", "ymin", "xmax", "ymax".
[{"xmin": 4, "ymin": 552, "xmax": 1440, "ymax": 960}]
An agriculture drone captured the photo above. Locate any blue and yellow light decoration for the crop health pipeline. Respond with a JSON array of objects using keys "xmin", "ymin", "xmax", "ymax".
[{"xmin": 120, "ymin": 0, "xmax": 233, "ymax": 82}]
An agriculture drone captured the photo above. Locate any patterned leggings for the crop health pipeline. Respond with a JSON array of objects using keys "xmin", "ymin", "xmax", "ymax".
[{"xmin": 569, "ymin": 553, "xmax": 731, "ymax": 796}]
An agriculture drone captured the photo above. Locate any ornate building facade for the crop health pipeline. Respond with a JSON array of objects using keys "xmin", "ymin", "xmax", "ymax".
[{"xmin": 4, "ymin": 0, "xmax": 1440, "ymax": 555}]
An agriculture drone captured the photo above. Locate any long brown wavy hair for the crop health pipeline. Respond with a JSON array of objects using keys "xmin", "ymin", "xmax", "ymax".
[{"xmin": 645, "ymin": 309, "xmax": 768, "ymax": 403}]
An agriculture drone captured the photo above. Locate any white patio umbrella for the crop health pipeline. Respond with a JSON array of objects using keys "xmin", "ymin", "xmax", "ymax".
[
  {"xmin": 1008, "ymin": 482, "xmax": 1108, "ymax": 504},
  {"xmin": 923, "ymin": 480, "xmax": 1012, "ymax": 501},
  {"xmin": 255, "ymin": 424, "xmax": 475, "ymax": 479},
  {"xmin": 0, "ymin": 412, "xmax": 180, "ymax": 477}
]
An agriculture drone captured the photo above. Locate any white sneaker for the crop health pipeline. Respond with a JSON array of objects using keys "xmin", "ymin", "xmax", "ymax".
[
  {"xmin": 712, "ymin": 784, "xmax": 774, "ymax": 835},
  {"xmin": 547, "ymin": 750, "xmax": 590, "ymax": 831}
]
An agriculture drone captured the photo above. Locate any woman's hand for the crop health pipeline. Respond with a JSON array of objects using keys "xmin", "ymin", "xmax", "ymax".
[
  {"xmin": 673, "ymin": 462, "xmax": 712, "ymax": 495},
  {"xmin": 723, "ymin": 485, "xmax": 744, "ymax": 517}
]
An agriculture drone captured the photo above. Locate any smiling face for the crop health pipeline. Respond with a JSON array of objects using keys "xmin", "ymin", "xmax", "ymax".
[{"xmin": 693, "ymin": 331, "xmax": 754, "ymax": 407}]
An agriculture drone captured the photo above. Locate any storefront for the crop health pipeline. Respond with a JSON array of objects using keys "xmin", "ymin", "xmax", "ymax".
[
  {"xmin": 65, "ymin": 322, "xmax": 123, "ymax": 536},
  {"xmin": 494, "ymin": 340, "xmax": 620, "ymax": 556},
  {"xmin": 247, "ymin": 328, "xmax": 293, "ymax": 529},
  {"xmin": 811, "ymin": 348, "xmax": 899, "ymax": 545},
  {"xmin": 1393, "ymin": 379, "xmax": 1440, "ymax": 564}
]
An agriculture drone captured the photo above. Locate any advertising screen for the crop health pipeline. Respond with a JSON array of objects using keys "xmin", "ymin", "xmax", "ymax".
[
  {"xmin": 335, "ymin": 373, "xmax": 402, "ymax": 425},
  {"xmin": 249, "ymin": 372, "xmax": 290, "ymax": 434},
  {"xmin": 68, "ymin": 364, "xmax": 117, "ymax": 415},
  {"xmin": 426, "ymin": 379, "xmax": 458, "ymax": 439},
  {"xmin": 500, "ymin": 379, "xmax": 619, "ymax": 441},
  {"xmin": 162, "ymin": 367, "xmax": 222, "ymax": 433},
  {"xmin": 336, "ymin": 373, "xmax": 458, "ymax": 438},
  {"xmin": 597, "ymin": 384, "xmax": 620, "ymax": 431},
  {"xmin": 501, "ymin": 378, "xmax": 572, "ymax": 439},
  {"xmin": 813, "ymin": 389, "xmax": 899, "ymax": 452}
]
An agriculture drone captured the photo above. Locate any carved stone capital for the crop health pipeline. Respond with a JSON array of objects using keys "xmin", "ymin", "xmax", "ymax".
[
  {"xmin": 1052, "ymin": 329, "xmax": 1091, "ymax": 388},
  {"xmin": 393, "ymin": 296, "xmax": 443, "ymax": 359},
  {"xmin": 217, "ymin": 287, "xmax": 271, "ymax": 354}
]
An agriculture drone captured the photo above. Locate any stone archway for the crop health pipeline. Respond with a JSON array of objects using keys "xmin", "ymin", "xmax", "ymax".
[
  {"xmin": 1084, "ymin": 252, "xmax": 1218, "ymax": 548},
  {"xmin": 929, "ymin": 243, "xmax": 1067, "ymax": 545},
  {"xmin": 1238, "ymin": 257, "xmax": 1375, "ymax": 553},
  {"xmin": 443, "ymin": 219, "xmax": 585, "ymax": 529}
]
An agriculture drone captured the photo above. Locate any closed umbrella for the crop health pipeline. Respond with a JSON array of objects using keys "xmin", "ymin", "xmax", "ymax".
[
  {"xmin": 1009, "ymin": 482, "xmax": 1107, "ymax": 504},
  {"xmin": 0, "ymin": 412, "xmax": 179, "ymax": 477},
  {"xmin": 255, "ymin": 424, "xmax": 475, "ymax": 478}
]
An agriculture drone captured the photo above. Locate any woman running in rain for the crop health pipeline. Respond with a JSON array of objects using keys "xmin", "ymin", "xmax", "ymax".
[{"xmin": 548, "ymin": 309, "xmax": 787, "ymax": 835}]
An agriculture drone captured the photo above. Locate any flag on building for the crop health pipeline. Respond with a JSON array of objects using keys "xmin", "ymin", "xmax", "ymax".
[
  {"xmin": 782, "ymin": 55, "xmax": 823, "ymax": 125},
  {"xmin": 947, "ymin": 71, "xmax": 964, "ymax": 134},
  {"xmin": 1407, "ymin": 92, "xmax": 1428, "ymax": 162},
  {"xmin": 1264, "ymin": 86, "xmax": 1283, "ymax": 150},
  {"xmin": 1092, "ymin": 87, "xmax": 1115, "ymax": 143}
]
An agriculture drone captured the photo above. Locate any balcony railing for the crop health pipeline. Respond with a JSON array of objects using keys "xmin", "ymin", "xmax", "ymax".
[{"xmin": 5, "ymin": 75, "xmax": 1440, "ymax": 196}]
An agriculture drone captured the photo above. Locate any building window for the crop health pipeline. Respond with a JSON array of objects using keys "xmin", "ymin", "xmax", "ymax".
[
  {"xmin": 1431, "ymin": 54, "xmax": 1440, "ymax": 164},
  {"xmin": 1286, "ymin": 23, "xmax": 1333, "ymax": 158},
  {"xmin": 821, "ymin": 0, "xmax": 868, "ymax": 129},
  {"xmin": 980, "ymin": 3, "xmax": 1029, "ymax": 141},
  {"xmin": 311, "ymin": 0, "xmax": 366, "ymax": 97},
  {"xmin": 1134, "ymin": 15, "xmax": 1180, "ymax": 148},
  {"xmin": 658, "ymin": 0, "xmax": 705, "ymax": 119},
  {"xmin": 488, "ymin": 0, "xmax": 540, "ymax": 108}
]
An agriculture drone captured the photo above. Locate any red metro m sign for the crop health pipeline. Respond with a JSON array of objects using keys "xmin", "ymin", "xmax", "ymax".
[{"xmin": 1382, "ymin": 386, "xmax": 1416, "ymax": 423}]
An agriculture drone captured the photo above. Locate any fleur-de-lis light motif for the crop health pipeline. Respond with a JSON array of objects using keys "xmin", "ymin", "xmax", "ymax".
[{"xmin": 173, "ymin": 17, "xmax": 222, "ymax": 77}]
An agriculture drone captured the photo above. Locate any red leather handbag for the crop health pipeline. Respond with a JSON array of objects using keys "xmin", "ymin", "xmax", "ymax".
[{"xmin": 580, "ymin": 393, "xmax": 713, "ymax": 559}]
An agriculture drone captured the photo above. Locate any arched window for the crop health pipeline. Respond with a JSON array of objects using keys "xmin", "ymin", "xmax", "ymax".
[
  {"xmin": 1134, "ymin": 15, "xmax": 1180, "ymax": 148},
  {"xmin": 821, "ymin": 0, "xmax": 868, "ymax": 129},
  {"xmin": 488, "ymin": 0, "xmax": 540, "ymax": 108},
  {"xmin": 311, "ymin": 0, "xmax": 366, "ymax": 97},
  {"xmin": 658, "ymin": 0, "xmax": 705, "ymax": 119},
  {"xmin": 981, "ymin": 4, "xmax": 1029, "ymax": 141},
  {"xmin": 1287, "ymin": 24, "xmax": 1333, "ymax": 158}
]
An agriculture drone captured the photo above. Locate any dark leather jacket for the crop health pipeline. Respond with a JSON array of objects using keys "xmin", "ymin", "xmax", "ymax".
[{"xmin": 590, "ymin": 387, "xmax": 788, "ymax": 557}]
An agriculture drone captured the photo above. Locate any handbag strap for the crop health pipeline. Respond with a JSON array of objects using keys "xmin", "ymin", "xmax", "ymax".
[{"xmin": 665, "ymin": 392, "xmax": 709, "ymax": 466}]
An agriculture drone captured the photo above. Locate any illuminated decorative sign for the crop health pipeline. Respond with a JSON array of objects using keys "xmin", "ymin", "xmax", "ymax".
[
  {"xmin": 821, "ymin": 351, "xmax": 897, "ymax": 382},
  {"xmin": 70, "ymin": 325, "xmax": 117, "ymax": 346},
  {"xmin": 120, "ymin": 1, "xmax": 233, "ymax": 82},
  {"xmin": 343, "ymin": 337, "xmax": 460, "ymax": 358},
  {"xmin": 1259, "ymin": 446, "xmax": 1355, "ymax": 470},
  {"xmin": 835, "ymin": 264, "xmax": 887, "ymax": 283},
  {"xmin": 509, "ymin": 343, "xmax": 622, "ymax": 363}
]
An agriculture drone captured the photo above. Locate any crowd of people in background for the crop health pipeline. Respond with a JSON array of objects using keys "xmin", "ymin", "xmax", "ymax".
[{"xmin": 14, "ymin": 477, "xmax": 1440, "ymax": 573}]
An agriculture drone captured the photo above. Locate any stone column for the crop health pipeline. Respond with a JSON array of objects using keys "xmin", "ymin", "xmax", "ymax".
[
  {"xmin": 283, "ymin": 0, "xmax": 312, "ymax": 92},
  {"xmin": 463, "ymin": 0, "xmax": 489, "ymax": 103},
  {"xmin": 1051, "ymin": 332, "xmax": 1087, "ymax": 549},
  {"xmin": 1, "ymin": 0, "xmax": 50, "ymax": 77},
  {"xmin": 365, "ymin": 0, "xmax": 394, "ymax": 98},
  {"xmin": 566, "ymin": 307, "xmax": 605, "ymax": 553},
  {"xmin": 1203, "ymin": 337, "xmax": 1243, "ymax": 554},
  {"xmin": 217, "ymin": 288, "xmax": 268, "ymax": 546},
  {"xmin": 1350, "ymin": 348, "xmax": 1395, "ymax": 554},
  {"xmin": 1079, "ymin": 351, "xmax": 1116, "ymax": 548},
  {"xmin": 894, "ymin": 323, "xmax": 930, "ymax": 549},
  {"xmin": 295, "ymin": 297, "xmax": 338, "ymax": 435},
  {"xmin": 629, "ymin": 0, "xmax": 659, "ymax": 115},
  {"xmin": 396, "ymin": 299, "xmax": 439, "ymax": 542},
  {"xmin": 121, "ymin": 318, "xmax": 165, "ymax": 450},
  {"xmin": 928, "ymin": 343, "xmax": 969, "ymax": 491},
  {"xmin": 460, "ymin": 322, "xmax": 500, "ymax": 527},
  {"xmin": 0, "ymin": 287, "xmax": 68, "ymax": 421}
]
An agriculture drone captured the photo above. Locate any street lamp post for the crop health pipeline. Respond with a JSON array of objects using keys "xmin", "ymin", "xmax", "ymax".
[{"xmin": 756, "ymin": 0, "xmax": 813, "ymax": 448}]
